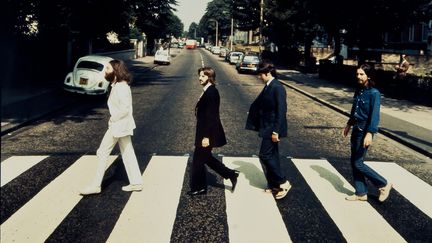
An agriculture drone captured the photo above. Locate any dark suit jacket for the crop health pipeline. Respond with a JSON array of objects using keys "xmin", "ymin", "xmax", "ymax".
[
  {"xmin": 195, "ymin": 84, "xmax": 227, "ymax": 147},
  {"xmin": 246, "ymin": 78, "xmax": 287, "ymax": 138}
]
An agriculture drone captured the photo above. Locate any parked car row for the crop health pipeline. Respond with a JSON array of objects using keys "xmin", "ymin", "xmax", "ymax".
[{"xmin": 205, "ymin": 45, "xmax": 261, "ymax": 74}]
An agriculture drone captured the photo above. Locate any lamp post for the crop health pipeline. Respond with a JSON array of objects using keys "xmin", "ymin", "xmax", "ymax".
[
  {"xmin": 230, "ymin": 17, "xmax": 234, "ymax": 51},
  {"xmin": 259, "ymin": 0, "xmax": 264, "ymax": 55},
  {"xmin": 209, "ymin": 19, "xmax": 219, "ymax": 46}
]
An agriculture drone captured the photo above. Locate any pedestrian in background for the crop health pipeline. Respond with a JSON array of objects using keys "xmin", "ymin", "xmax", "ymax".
[
  {"xmin": 394, "ymin": 54, "xmax": 410, "ymax": 80},
  {"xmin": 246, "ymin": 60, "xmax": 291, "ymax": 200},
  {"xmin": 188, "ymin": 67, "xmax": 239, "ymax": 196},
  {"xmin": 344, "ymin": 64, "xmax": 392, "ymax": 202},
  {"xmin": 80, "ymin": 59, "xmax": 143, "ymax": 195}
]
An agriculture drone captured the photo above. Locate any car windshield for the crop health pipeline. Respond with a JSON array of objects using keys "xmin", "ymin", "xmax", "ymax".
[
  {"xmin": 243, "ymin": 56, "xmax": 259, "ymax": 62},
  {"xmin": 77, "ymin": 61, "xmax": 104, "ymax": 71}
]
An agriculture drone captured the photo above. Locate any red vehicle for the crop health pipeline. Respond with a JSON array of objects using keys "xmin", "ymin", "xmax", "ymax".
[{"xmin": 185, "ymin": 39, "xmax": 197, "ymax": 49}]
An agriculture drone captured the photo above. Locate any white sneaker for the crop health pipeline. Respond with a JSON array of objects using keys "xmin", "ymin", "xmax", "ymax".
[
  {"xmin": 79, "ymin": 186, "xmax": 101, "ymax": 195},
  {"xmin": 345, "ymin": 194, "xmax": 368, "ymax": 201},
  {"xmin": 275, "ymin": 181, "xmax": 292, "ymax": 200},
  {"xmin": 378, "ymin": 183, "xmax": 392, "ymax": 202},
  {"xmin": 122, "ymin": 184, "xmax": 143, "ymax": 192}
]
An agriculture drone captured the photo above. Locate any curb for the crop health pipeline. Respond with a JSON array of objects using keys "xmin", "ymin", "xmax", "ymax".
[{"xmin": 279, "ymin": 76, "xmax": 432, "ymax": 159}]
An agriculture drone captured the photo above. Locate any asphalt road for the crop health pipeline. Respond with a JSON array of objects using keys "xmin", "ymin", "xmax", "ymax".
[{"xmin": 1, "ymin": 48, "xmax": 431, "ymax": 242}]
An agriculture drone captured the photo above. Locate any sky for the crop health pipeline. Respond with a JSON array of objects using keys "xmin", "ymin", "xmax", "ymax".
[{"xmin": 175, "ymin": 0, "xmax": 212, "ymax": 31}]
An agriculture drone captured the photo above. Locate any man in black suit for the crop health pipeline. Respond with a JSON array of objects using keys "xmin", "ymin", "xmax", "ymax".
[
  {"xmin": 246, "ymin": 60, "xmax": 291, "ymax": 200},
  {"xmin": 188, "ymin": 67, "xmax": 239, "ymax": 196}
]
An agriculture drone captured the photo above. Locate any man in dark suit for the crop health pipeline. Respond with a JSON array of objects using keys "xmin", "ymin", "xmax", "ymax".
[
  {"xmin": 188, "ymin": 67, "xmax": 239, "ymax": 196},
  {"xmin": 246, "ymin": 60, "xmax": 291, "ymax": 200}
]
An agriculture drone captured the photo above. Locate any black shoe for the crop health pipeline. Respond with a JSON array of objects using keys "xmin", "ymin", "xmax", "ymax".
[
  {"xmin": 187, "ymin": 188, "xmax": 207, "ymax": 196},
  {"xmin": 230, "ymin": 170, "xmax": 240, "ymax": 192}
]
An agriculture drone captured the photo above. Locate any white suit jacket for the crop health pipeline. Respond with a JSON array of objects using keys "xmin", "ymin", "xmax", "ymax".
[{"xmin": 107, "ymin": 81, "xmax": 136, "ymax": 137}]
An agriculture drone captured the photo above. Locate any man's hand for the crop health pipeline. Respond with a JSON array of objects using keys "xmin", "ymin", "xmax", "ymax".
[
  {"xmin": 202, "ymin": 137, "xmax": 210, "ymax": 147},
  {"xmin": 343, "ymin": 125, "xmax": 351, "ymax": 137},
  {"xmin": 271, "ymin": 132, "xmax": 280, "ymax": 142},
  {"xmin": 363, "ymin": 132, "xmax": 373, "ymax": 148}
]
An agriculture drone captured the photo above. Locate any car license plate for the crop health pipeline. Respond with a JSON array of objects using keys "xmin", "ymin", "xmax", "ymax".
[
  {"xmin": 248, "ymin": 64, "xmax": 255, "ymax": 67},
  {"xmin": 79, "ymin": 78, "xmax": 88, "ymax": 85}
]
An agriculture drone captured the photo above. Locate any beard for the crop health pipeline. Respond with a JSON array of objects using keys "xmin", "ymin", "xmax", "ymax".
[{"xmin": 105, "ymin": 72, "xmax": 115, "ymax": 82}]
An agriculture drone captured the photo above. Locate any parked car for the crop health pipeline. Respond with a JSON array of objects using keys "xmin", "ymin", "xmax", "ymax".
[
  {"xmin": 219, "ymin": 47, "xmax": 229, "ymax": 58},
  {"xmin": 236, "ymin": 54, "xmax": 260, "ymax": 73},
  {"xmin": 63, "ymin": 55, "xmax": 113, "ymax": 95},
  {"xmin": 211, "ymin": 46, "xmax": 221, "ymax": 55},
  {"xmin": 154, "ymin": 50, "xmax": 171, "ymax": 64},
  {"xmin": 228, "ymin": 51, "xmax": 244, "ymax": 64}
]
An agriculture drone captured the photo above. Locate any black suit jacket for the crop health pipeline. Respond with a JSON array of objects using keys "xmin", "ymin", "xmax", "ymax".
[
  {"xmin": 246, "ymin": 78, "xmax": 288, "ymax": 138},
  {"xmin": 195, "ymin": 84, "xmax": 227, "ymax": 147}
]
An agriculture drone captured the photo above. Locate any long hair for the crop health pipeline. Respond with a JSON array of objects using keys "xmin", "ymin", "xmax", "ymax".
[
  {"xmin": 198, "ymin": 67, "xmax": 216, "ymax": 84},
  {"xmin": 110, "ymin": 59, "xmax": 132, "ymax": 84},
  {"xmin": 359, "ymin": 63, "xmax": 376, "ymax": 87}
]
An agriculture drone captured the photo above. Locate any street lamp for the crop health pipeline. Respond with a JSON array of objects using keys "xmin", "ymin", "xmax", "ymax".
[
  {"xmin": 209, "ymin": 19, "xmax": 219, "ymax": 47},
  {"xmin": 259, "ymin": 0, "xmax": 264, "ymax": 55}
]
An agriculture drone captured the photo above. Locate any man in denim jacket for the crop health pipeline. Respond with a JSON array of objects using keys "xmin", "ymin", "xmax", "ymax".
[{"xmin": 343, "ymin": 64, "xmax": 392, "ymax": 202}]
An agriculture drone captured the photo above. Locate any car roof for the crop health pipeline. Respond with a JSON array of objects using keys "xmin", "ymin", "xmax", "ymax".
[{"xmin": 77, "ymin": 55, "xmax": 114, "ymax": 63}]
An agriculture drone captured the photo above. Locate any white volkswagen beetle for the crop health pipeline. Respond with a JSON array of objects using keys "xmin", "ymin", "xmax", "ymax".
[{"xmin": 63, "ymin": 55, "xmax": 113, "ymax": 95}]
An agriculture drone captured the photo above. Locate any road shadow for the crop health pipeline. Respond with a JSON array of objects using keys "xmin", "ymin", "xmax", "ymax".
[
  {"xmin": 310, "ymin": 165, "xmax": 353, "ymax": 195},
  {"xmin": 231, "ymin": 160, "xmax": 268, "ymax": 189}
]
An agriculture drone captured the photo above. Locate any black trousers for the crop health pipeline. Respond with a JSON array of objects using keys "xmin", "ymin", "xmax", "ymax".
[
  {"xmin": 259, "ymin": 138, "xmax": 286, "ymax": 188},
  {"xmin": 190, "ymin": 146, "xmax": 234, "ymax": 191}
]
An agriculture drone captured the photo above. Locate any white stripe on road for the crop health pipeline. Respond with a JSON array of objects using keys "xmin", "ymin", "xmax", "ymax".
[
  {"xmin": 107, "ymin": 155, "xmax": 189, "ymax": 243},
  {"xmin": 292, "ymin": 159, "xmax": 406, "ymax": 243},
  {"xmin": 0, "ymin": 155, "xmax": 118, "ymax": 243},
  {"xmin": 366, "ymin": 161, "xmax": 432, "ymax": 218},
  {"xmin": 223, "ymin": 157, "xmax": 292, "ymax": 243},
  {"xmin": 1, "ymin": 156, "xmax": 49, "ymax": 187}
]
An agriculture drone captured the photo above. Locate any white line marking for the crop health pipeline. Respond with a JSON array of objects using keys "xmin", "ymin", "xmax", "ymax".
[
  {"xmin": 1, "ymin": 156, "xmax": 49, "ymax": 187},
  {"xmin": 292, "ymin": 159, "xmax": 406, "ymax": 243},
  {"xmin": 366, "ymin": 161, "xmax": 432, "ymax": 218},
  {"xmin": 0, "ymin": 155, "xmax": 117, "ymax": 242},
  {"xmin": 223, "ymin": 157, "xmax": 292, "ymax": 243},
  {"xmin": 107, "ymin": 155, "xmax": 188, "ymax": 243}
]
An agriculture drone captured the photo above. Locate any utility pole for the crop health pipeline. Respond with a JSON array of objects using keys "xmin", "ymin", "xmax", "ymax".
[
  {"xmin": 259, "ymin": 0, "xmax": 264, "ymax": 55},
  {"xmin": 230, "ymin": 18, "xmax": 234, "ymax": 51}
]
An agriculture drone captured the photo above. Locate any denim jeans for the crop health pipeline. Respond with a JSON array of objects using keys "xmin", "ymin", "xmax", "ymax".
[{"xmin": 350, "ymin": 125, "xmax": 387, "ymax": 196}]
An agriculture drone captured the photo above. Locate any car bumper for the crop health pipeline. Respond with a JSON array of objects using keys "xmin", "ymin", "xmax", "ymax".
[
  {"xmin": 238, "ymin": 67, "xmax": 258, "ymax": 72},
  {"xmin": 63, "ymin": 85, "xmax": 107, "ymax": 95}
]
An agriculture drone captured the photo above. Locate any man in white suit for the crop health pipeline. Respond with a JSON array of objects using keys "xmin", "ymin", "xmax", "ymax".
[{"xmin": 80, "ymin": 59, "xmax": 143, "ymax": 195}]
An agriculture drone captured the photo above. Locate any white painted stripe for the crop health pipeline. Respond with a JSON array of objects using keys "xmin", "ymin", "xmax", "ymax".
[
  {"xmin": 223, "ymin": 157, "xmax": 292, "ymax": 243},
  {"xmin": 107, "ymin": 155, "xmax": 188, "ymax": 243},
  {"xmin": 292, "ymin": 159, "xmax": 406, "ymax": 243},
  {"xmin": 0, "ymin": 155, "xmax": 117, "ymax": 243},
  {"xmin": 366, "ymin": 161, "xmax": 432, "ymax": 218},
  {"xmin": 1, "ymin": 156, "xmax": 48, "ymax": 187}
]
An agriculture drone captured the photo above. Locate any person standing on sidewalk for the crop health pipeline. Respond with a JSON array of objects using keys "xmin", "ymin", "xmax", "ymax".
[
  {"xmin": 246, "ymin": 60, "xmax": 291, "ymax": 200},
  {"xmin": 188, "ymin": 67, "xmax": 239, "ymax": 196},
  {"xmin": 344, "ymin": 64, "xmax": 392, "ymax": 202},
  {"xmin": 80, "ymin": 59, "xmax": 143, "ymax": 195}
]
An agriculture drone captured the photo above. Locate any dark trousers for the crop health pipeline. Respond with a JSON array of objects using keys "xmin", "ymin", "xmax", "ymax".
[
  {"xmin": 190, "ymin": 146, "xmax": 235, "ymax": 191},
  {"xmin": 259, "ymin": 138, "xmax": 286, "ymax": 188},
  {"xmin": 350, "ymin": 127, "xmax": 387, "ymax": 195}
]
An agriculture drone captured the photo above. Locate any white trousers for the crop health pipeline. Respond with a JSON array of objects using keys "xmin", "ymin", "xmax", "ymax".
[{"xmin": 91, "ymin": 128, "xmax": 142, "ymax": 187}]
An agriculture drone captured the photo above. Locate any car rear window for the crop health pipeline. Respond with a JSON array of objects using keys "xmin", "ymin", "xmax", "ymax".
[
  {"xmin": 243, "ymin": 56, "xmax": 259, "ymax": 62},
  {"xmin": 77, "ymin": 61, "xmax": 104, "ymax": 71}
]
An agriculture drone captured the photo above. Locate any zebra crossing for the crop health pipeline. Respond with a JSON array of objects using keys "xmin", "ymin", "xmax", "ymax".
[{"xmin": 1, "ymin": 154, "xmax": 431, "ymax": 242}]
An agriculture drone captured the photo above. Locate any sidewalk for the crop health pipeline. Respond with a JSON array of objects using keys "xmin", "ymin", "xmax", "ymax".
[
  {"xmin": 276, "ymin": 69, "xmax": 432, "ymax": 158},
  {"xmin": 1, "ymin": 55, "xmax": 157, "ymax": 136}
]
